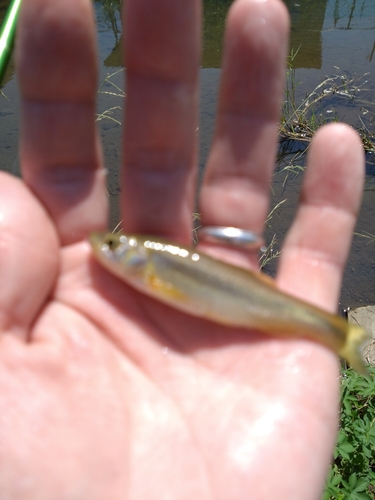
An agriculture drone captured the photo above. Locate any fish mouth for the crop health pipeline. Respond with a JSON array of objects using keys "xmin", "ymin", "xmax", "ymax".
[{"xmin": 89, "ymin": 231, "xmax": 107, "ymax": 248}]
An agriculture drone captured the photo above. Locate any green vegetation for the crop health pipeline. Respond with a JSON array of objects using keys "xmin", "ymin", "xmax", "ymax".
[{"xmin": 323, "ymin": 365, "xmax": 375, "ymax": 500}]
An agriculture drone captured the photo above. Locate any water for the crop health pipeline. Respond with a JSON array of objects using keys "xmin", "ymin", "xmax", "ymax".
[
  {"xmin": 0, "ymin": 0, "xmax": 374, "ymax": 307},
  {"xmin": 269, "ymin": 0, "xmax": 375, "ymax": 308}
]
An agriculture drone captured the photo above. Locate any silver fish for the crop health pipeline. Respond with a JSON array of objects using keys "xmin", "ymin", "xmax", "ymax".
[{"xmin": 90, "ymin": 232, "xmax": 369, "ymax": 374}]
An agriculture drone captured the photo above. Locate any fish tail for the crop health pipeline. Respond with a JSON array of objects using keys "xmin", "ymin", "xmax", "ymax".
[{"xmin": 339, "ymin": 323, "xmax": 369, "ymax": 376}]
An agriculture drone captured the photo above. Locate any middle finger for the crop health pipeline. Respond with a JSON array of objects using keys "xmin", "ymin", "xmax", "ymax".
[{"xmin": 122, "ymin": 0, "xmax": 201, "ymax": 244}]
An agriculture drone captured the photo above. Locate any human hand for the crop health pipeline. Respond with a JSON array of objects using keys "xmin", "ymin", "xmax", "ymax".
[{"xmin": 0, "ymin": 0, "xmax": 364, "ymax": 498}]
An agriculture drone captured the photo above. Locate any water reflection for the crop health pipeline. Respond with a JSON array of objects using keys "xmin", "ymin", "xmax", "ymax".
[
  {"xmin": 93, "ymin": 0, "xmax": 233, "ymax": 69},
  {"xmin": 284, "ymin": 0, "xmax": 375, "ymax": 69},
  {"xmin": 93, "ymin": 0, "xmax": 375, "ymax": 71},
  {"xmin": 94, "ymin": 0, "xmax": 122, "ymax": 68},
  {"xmin": 98, "ymin": 0, "xmax": 121, "ymax": 40},
  {"xmin": 331, "ymin": 0, "xmax": 375, "ymax": 30},
  {"xmin": 202, "ymin": 0, "xmax": 232, "ymax": 68},
  {"xmin": 284, "ymin": 0, "xmax": 327, "ymax": 69},
  {"xmin": 1, "ymin": 0, "xmax": 374, "ymax": 73}
]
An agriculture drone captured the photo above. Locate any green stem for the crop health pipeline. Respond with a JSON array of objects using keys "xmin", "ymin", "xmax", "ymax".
[{"xmin": 0, "ymin": 0, "xmax": 21, "ymax": 86}]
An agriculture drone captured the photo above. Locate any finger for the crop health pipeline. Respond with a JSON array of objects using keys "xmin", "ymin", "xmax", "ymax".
[
  {"xmin": 122, "ymin": 0, "xmax": 201, "ymax": 243},
  {"xmin": 0, "ymin": 173, "xmax": 59, "ymax": 339},
  {"xmin": 277, "ymin": 124, "xmax": 365, "ymax": 310},
  {"xmin": 199, "ymin": 0, "xmax": 289, "ymax": 260},
  {"xmin": 16, "ymin": 0, "xmax": 108, "ymax": 246}
]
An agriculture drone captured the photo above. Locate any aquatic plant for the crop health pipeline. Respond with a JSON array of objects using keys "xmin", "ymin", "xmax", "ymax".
[
  {"xmin": 96, "ymin": 68, "xmax": 125, "ymax": 125},
  {"xmin": 281, "ymin": 56, "xmax": 374, "ymax": 155},
  {"xmin": 354, "ymin": 231, "xmax": 375, "ymax": 245}
]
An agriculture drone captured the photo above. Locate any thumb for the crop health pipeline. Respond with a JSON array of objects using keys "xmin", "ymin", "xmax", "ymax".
[{"xmin": 0, "ymin": 173, "xmax": 59, "ymax": 339}]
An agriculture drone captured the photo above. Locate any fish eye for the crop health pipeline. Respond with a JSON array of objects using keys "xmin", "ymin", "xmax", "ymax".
[{"xmin": 104, "ymin": 236, "xmax": 118, "ymax": 249}]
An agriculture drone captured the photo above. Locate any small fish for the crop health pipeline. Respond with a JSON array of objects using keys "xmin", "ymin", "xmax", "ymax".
[{"xmin": 90, "ymin": 232, "xmax": 369, "ymax": 374}]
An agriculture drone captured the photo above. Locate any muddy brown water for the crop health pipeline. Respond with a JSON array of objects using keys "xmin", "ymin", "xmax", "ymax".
[{"xmin": 0, "ymin": 0, "xmax": 374, "ymax": 308}]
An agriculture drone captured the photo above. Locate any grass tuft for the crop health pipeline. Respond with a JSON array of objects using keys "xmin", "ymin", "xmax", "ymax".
[{"xmin": 279, "ymin": 58, "xmax": 375, "ymax": 178}]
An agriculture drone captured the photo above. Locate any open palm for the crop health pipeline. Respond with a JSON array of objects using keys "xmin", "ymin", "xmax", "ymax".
[{"xmin": 0, "ymin": 0, "xmax": 364, "ymax": 498}]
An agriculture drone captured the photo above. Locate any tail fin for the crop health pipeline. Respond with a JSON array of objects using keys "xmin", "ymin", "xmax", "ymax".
[{"xmin": 339, "ymin": 323, "xmax": 370, "ymax": 376}]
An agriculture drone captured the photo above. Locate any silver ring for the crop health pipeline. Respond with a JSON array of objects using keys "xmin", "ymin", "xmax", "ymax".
[{"xmin": 197, "ymin": 226, "xmax": 265, "ymax": 249}]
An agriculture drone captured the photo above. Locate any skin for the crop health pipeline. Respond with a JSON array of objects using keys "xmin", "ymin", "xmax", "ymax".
[{"xmin": 0, "ymin": 0, "xmax": 364, "ymax": 498}]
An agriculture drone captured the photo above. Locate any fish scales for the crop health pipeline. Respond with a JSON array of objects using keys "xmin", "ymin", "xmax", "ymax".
[{"xmin": 151, "ymin": 248, "xmax": 342, "ymax": 339}]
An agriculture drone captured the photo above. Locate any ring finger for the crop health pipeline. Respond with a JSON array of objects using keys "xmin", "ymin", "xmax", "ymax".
[{"xmin": 199, "ymin": 0, "xmax": 289, "ymax": 267}]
